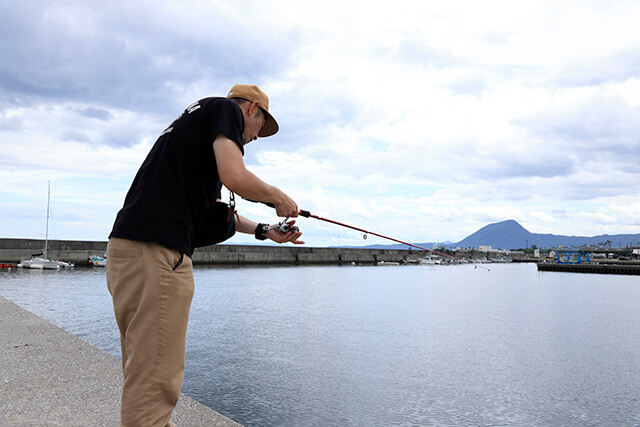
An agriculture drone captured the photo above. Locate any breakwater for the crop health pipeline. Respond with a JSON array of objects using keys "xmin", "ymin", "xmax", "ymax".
[
  {"xmin": 0, "ymin": 238, "xmax": 417, "ymax": 266},
  {"xmin": 537, "ymin": 262, "xmax": 640, "ymax": 275},
  {"xmin": 0, "ymin": 238, "xmax": 525, "ymax": 266}
]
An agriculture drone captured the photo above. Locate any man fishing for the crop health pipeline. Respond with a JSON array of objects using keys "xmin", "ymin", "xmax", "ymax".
[{"xmin": 106, "ymin": 84, "xmax": 303, "ymax": 427}]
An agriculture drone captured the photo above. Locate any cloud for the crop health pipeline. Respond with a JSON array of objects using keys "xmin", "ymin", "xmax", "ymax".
[
  {"xmin": 514, "ymin": 93, "xmax": 640, "ymax": 175},
  {"xmin": 0, "ymin": 0, "xmax": 297, "ymax": 115},
  {"xmin": 446, "ymin": 75, "xmax": 490, "ymax": 97},
  {"xmin": 552, "ymin": 48, "xmax": 640, "ymax": 87},
  {"xmin": 78, "ymin": 107, "xmax": 114, "ymax": 121}
]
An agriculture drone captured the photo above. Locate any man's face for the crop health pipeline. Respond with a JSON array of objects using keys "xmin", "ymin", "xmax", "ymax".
[{"xmin": 243, "ymin": 107, "xmax": 266, "ymax": 144}]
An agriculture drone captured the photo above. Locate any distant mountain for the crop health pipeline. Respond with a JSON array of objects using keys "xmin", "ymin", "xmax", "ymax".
[
  {"xmin": 454, "ymin": 220, "xmax": 529, "ymax": 249},
  {"xmin": 353, "ymin": 219, "xmax": 640, "ymax": 250},
  {"xmin": 453, "ymin": 219, "xmax": 640, "ymax": 250}
]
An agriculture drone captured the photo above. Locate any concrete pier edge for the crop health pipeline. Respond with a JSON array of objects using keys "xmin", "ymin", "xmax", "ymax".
[{"xmin": 0, "ymin": 295, "xmax": 242, "ymax": 427}]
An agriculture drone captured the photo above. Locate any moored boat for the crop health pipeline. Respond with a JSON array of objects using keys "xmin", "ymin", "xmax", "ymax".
[
  {"xmin": 17, "ymin": 182, "xmax": 74, "ymax": 270},
  {"xmin": 89, "ymin": 255, "xmax": 107, "ymax": 267}
]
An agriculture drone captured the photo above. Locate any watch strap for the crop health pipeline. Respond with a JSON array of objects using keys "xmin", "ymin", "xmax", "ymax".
[{"xmin": 254, "ymin": 223, "xmax": 269, "ymax": 240}]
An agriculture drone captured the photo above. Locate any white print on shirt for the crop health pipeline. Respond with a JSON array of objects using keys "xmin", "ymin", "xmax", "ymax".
[
  {"xmin": 186, "ymin": 101, "xmax": 201, "ymax": 114},
  {"xmin": 159, "ymin": 101, "xmax": 202, "ymax": 137}
]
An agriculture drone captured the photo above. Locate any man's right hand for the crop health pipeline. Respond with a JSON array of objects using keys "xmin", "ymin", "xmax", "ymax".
[{"xmin": 274, "ymin": 192, "xmax": 299, "ymax": 218}]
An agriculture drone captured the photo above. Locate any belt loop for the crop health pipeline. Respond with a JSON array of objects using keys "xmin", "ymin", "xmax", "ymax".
[{"xmin": 172, "ymin": 252, "xmax": 184, "ymax": 271}]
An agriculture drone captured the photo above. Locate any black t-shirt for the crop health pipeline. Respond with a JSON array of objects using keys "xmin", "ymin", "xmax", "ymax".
[{"xmin": 109, "ymin": 97, "xmax": 245, "ymax": 256}]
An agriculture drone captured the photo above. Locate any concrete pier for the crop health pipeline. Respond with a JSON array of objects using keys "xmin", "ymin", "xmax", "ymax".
[
  {"xmin": 537, "ymin": 262, "xmax": 640, "ymax": 275},
  {"xmin": 0, "ymin": 238, "xmax": 428, "ymax": 266},
  {"xmin": 0, "ymin": 296, "xmax": 242, "ymax": 427},
  {"xmin": 0, "ymin": 238, "xmax": 528, "ymax": 267}
]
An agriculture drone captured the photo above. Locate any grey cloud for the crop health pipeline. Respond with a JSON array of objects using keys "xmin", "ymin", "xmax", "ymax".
[
  {"xmin": 514, "ymin": 96, "xmax": 640, "ymax": 168},
  {"xmin": 60, "ymin": 130, "xmax": 91, "ymax": 143},
  {"xmin": 496, "ymin": 154, "xmax": 574, "ymax": 179},
  {"xmin": 99, "ymin": 120, "xmax": 160, "ymax": 148},
  {"xmin": 459, "ymin": 169, "xmax": 633, "ymax": 204},
  {"xmin": 446, "ymin": 74, "xmax": 489, "ymax": 97},
  {"xmin": 0, "ymin": 111, "xmax": 24, "ymax": 132},
  {"xmin": 78, "ymin": 107, "xmax": 113, "ymax": 121},
  {"xmin": 0, "ymin": 1, "xmax": 297, "ymax": 118},
  {"xmin": 466, "ymin": 149, "xmax": 575, "ymax": 181},
  {"xmin": 527, "ymin": 175, "xmax": 635, "ymax": 201},
  {"xmin": 551, "ymin": 48, "xmax": 640, "ymax": 87},
  {"xmin": 0, "ymin": 0, "xmax": 304, "ymax": 151}
]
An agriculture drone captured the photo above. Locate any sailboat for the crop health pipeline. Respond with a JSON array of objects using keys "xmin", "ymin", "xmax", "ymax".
[{"xmin": 17, "ymin": 182, "xmax": 74, "ymax": 270}]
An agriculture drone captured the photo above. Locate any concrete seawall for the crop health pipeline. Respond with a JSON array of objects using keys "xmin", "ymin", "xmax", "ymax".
[
  {"xmin": 1, "ymin": 238, "xmax": 424, "ymax": 266},
  {"xmin": 537, "ymin": 262, "xmax": 640, "ymax": 275},
  {"xmin": 0, "ymin": 238, "xmax": 526, "ymax": 266}
]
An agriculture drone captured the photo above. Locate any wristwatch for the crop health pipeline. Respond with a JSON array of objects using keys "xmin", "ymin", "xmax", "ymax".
[{"xmin": 254, "ymin": 223, "xmax": 269, "ymax": 240}]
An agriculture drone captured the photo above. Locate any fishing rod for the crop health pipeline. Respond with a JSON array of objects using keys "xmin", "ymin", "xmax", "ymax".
[
  {"xmin": 294, "ymin": 210, "xmax": 492, "ymax": 269},
  {"xmin": 250, "ymin": 198, "xmax": 464, "ymax": 262},
  {"xmin": 244, "ymin": 195, "xmax": 494, "ymax": 269},
  {"xmin": 297, "ymin": 209, "xmax": 462, "ymax": 261}
]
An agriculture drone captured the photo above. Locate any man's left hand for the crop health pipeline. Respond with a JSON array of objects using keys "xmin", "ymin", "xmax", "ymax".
[{"xmin": 266, "ymin": 220, "xmax": 305, "ymax": 244}]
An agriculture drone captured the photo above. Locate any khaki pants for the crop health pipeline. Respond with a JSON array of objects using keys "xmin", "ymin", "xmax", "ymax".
[{"xmin": 106, "ymin": 238, "xmax": 194, "ymax": 427}]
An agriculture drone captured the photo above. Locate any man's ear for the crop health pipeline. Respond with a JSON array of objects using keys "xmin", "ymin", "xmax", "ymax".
[{"xmin": 246, "ymin": 100, "xmax": 259, "ymax": 117}]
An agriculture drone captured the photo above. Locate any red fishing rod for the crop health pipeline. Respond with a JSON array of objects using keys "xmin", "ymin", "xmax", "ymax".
[
  {"xmin": 246, "ymin": 198, "xmax": 469, "ymax": 263},
  {"xmin": 297, "ymin": 209, "xmax": 462, "ymax": 261}
]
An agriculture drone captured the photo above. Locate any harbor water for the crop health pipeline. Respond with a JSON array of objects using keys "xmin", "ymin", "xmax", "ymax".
[{"xmin": 1, "ymin": 263, "xmax": 639, "ymax": 426}]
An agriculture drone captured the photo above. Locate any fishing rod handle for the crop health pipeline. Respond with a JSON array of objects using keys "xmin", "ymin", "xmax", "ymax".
[{"xmin": 299, "ymin": 209, "xmax": 311, "ymax": 218}]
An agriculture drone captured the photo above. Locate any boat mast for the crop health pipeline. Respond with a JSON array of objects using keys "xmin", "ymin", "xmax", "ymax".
[{"xmin": 44, "ymin": 180, "xmax": 50, "ymax": 259}]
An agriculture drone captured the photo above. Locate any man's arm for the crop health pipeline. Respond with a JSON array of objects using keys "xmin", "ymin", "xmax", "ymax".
[{"xmin": 213, "ymin": 134, "xmax": 298, "ymax": 218}]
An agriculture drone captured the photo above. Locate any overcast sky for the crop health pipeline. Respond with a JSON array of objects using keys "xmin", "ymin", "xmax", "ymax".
[{"xmin": 1, "ymin": 0, "xmax": 639, "ymax": 248}]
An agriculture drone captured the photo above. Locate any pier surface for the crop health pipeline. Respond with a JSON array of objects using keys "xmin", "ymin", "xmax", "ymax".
[{"xmin": 0, "ymin": 296, "xmax": 242, "ymax": 427}]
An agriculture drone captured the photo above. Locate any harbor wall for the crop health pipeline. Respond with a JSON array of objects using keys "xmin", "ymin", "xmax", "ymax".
[
  {"xmin": 0, "ymin": 238, "xmax": 415, "ymax": 266},
  {"xmin": 537, "ymin": 262, "xmax": 640, "ymax": 275},
  {"xmin": 0, "ymin": 238, "xmax": 526, "ymax": 266}
]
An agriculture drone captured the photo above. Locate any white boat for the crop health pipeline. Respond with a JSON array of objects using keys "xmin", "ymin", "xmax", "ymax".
[
  {"xmin": 17, "ymin": 256, "xmax": 62, "ymax": 270},
  {"xmin": 17, "ymin": 182, "xmax": 74, "ymax": 270},
  {"xmin": 89, "ymin": 255, "xmax": 107, "ymax": 267}
]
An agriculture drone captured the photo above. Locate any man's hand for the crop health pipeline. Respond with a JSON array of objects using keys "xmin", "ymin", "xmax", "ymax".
[
  {"xmin": 273, "ymin": 193, "xmax": 299, "ymax": 218},
  {"xmin": 266, "ymin": 220, "xmax": 305, "ymax": 244}
]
